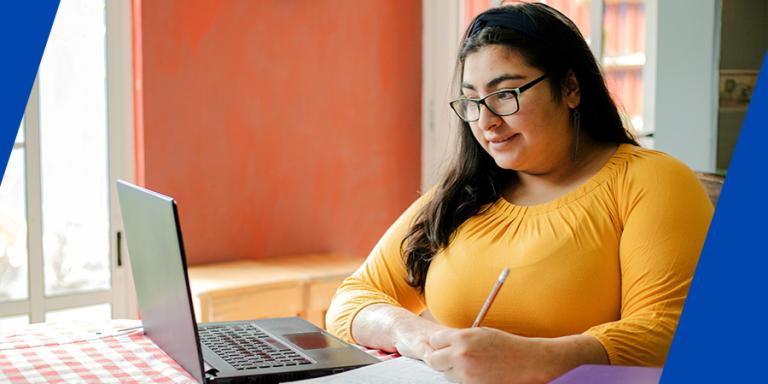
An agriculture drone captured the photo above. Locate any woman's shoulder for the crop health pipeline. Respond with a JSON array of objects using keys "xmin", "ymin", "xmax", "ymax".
[
  {"xmin": 608, "ymin": 144, "xmax": 712, "ymax": 212},
  {"xmin": 613, "ymin": 143, "xmax": 699, "ymax": 184}
]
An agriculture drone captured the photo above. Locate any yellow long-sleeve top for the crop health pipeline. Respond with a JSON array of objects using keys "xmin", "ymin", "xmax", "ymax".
[{"xmin": 326, "ymin": 144, "xmax": 714, "ymax": 366}]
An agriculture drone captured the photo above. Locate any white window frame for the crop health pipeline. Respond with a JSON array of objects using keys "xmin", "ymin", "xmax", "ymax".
[
  {"xmin": 645, "ymin": 0, "xmax": 721, "ymax": 172},
  {"xmin": 106, "ymin": 0, "xmax": 138, "ymax": 320},
  {"xmin": 421, "ymin": 0, "xmax": 463, "ymax": 190}
]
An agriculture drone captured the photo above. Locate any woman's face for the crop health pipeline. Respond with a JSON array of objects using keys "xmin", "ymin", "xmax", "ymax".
[{"xmin": 461, "ymin": 45, "xmax": 579, "ymax": 173}]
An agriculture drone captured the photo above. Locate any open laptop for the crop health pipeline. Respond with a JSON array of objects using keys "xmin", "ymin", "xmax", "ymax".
[{"xmin": 116, "ymin": 180, "xmax": 379, "ymax": 383}]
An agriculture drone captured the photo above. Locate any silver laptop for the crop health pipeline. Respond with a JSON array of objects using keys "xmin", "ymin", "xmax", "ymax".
[{"xmin": 116, "ymin": 180, "xmax": 378, "ymax": 383}]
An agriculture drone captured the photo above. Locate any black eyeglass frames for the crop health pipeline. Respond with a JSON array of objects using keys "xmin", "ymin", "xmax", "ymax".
[{"xmin": 449, "ymin": 74, "xmax": 548, "ymax": 122}]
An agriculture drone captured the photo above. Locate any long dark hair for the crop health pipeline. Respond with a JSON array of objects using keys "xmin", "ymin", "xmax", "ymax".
[{"xmin": 401, "ymin": 3, "xmax": 638, "ymax": 293}]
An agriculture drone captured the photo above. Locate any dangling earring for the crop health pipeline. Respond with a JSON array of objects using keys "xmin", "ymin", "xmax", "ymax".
[{"xmin": 571, "ymin": 108, "xmax": 581, "ymax": 162}]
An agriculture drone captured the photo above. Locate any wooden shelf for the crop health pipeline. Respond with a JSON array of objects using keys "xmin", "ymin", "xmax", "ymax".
[{"xmin": 187, "ymin": 253, "xmax": 363, "ymax": 329}]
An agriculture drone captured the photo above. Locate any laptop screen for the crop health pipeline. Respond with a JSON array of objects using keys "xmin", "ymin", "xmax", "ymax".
[{"xmin": 117, "ymin": 181, "xmax": 206, "ymax": 383}]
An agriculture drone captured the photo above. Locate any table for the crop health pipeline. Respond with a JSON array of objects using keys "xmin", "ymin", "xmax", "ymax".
[
  {"xmin": 0, "ymin": 319, "xmax": 395, "ymax": 383},
  {"xmin": 0, "ymin": 320, "xmax": 195, "ymax": 383},
  {"xmin": 1, "ymin": 320, "xmax": 657, "ymax": 383}
]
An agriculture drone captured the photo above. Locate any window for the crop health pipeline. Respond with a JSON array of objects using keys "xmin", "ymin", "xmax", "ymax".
[
  {"xmin": 0, "ymin": 123, "xmax": 28, "ymax": 305},
  {"xmin": 39, "ymin": 0, "xmax": 111, "ymax": 298},
  {"xmin": 0, "ymin": 0, "xmax": 135, "ymax": 328},
  {"xmin": 601, "ymin": 0, "xmax": 647, "ymax": 143}
]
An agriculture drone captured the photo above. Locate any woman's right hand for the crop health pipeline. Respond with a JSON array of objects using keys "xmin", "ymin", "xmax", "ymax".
[{"xmin": 352, "ymin": 304, "xmax": 448, "ymax": 361}]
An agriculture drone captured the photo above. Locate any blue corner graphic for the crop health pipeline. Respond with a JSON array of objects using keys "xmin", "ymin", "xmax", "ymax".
[
  {"xmin": 2, "ymin": 2, "xmax": 768, "ymax": 382},
  {"xmin": 0, "ymin": 1, "xmax": 60, "ymax": 181},
  {"xmin": 663, "ymin": 50, "xmax": 768, "ymax": 382}
]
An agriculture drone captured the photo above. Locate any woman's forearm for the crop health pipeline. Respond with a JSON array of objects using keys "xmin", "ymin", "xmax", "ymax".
[
  {"xmin": 351, "ymin": 304, "xmax": 409, "ymax": 351},
  {"xmin": 352, "ymin": 303, "xmax": 446, "ymax": 358},
  {"xmin": 540, "ymin": 334, "xmax": 610, "ymax": 380}
]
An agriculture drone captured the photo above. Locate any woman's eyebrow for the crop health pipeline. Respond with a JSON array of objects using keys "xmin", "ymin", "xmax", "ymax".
[{"xmin": 462, "ymin": 73, "xmax": 526, "ymax": 91}]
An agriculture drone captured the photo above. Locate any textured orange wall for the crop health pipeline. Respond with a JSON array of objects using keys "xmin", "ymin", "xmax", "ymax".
[{"xmin": 134, "ymin": 0, "xmax": 422, "ymax": 264}]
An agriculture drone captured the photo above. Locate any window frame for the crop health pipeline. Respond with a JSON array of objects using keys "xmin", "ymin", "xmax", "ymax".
[{"xmin": 0, "ymin": 0, "xmax": 137, "ymax": 324}]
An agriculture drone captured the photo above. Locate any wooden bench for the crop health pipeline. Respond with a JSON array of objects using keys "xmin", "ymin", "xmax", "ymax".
[{"xmin": 187, "ymin": 253, "xmax": 363, "ymax": 329}]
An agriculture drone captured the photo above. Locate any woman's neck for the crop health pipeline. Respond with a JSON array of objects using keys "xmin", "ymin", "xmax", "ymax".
[{"xmin": 503, "ymin": 139, "xmax": 619, "ymax": 206}]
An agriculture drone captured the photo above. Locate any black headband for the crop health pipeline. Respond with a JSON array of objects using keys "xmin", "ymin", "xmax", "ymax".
[{"xmin": 467, "ymin": 10, "xmax": 544, "ymax": 41}]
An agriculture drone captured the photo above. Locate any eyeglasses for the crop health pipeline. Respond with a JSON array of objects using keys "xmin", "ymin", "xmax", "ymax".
[{"xmin": 449, "ymin": 74, "xmax": 548, "ymax": 122}]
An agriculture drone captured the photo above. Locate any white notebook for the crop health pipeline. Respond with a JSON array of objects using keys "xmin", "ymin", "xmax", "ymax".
[{"xmin": 284, "ymin": 357, "xmax": 450, "ymax": 384}]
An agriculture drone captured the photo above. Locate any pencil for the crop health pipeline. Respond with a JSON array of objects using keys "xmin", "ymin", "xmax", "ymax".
[{"xmin": 471, "ymin": 267, "xmax": 510, "ymax": 328}]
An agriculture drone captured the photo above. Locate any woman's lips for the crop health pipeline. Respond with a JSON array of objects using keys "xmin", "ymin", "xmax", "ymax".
[{"xmin": 488, "ymin": 133, "xmax": 519, "ymax": 148}]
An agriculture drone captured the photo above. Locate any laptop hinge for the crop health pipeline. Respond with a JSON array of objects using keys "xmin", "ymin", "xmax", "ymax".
[{"xmin": 204, "ymin": 361, "xmax": 219, "ymax": 377}]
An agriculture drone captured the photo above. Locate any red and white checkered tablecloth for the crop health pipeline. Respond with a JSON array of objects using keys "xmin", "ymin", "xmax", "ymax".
[
  {"xmin": 0, "ymin": 319, "xmax": 196, "ymax": 383},
  {"xmin": 0, "ymin": 319, "xmax": 398, "ymax": 383}
]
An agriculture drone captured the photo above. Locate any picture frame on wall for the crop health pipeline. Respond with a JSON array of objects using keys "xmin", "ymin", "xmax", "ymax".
[{"xmin": 719, "ymin": 69, "xmax": 759, "ymax": 111}]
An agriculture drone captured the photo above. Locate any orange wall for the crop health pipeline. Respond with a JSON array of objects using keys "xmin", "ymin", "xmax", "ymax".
[{"xmin": 134, "ymin": 0, "xmax": 422, "ymax": 265}]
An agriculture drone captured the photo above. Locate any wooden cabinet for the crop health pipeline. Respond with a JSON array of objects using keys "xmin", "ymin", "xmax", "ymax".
[{"xmin": 187, "ymin": 254, "xmax": 363, "ymax": 329}]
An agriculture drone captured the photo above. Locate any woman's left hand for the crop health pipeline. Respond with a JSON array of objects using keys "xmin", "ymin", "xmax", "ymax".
[{"xmin": 423, "ymin": 327, "xmax": 560, "ymax": 384}]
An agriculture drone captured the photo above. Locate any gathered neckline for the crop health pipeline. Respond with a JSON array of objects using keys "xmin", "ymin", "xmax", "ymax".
[{"xmin": 491, "ymin": 143, "xmax": 635, "ymax": 216}]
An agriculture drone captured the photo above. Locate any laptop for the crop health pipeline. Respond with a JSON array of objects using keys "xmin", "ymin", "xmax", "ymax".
[{"xmin": 116, "ymin": 180, "xmax": 379, "ymax": 383}]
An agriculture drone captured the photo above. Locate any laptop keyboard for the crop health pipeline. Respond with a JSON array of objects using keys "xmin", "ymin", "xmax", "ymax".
[{"xmin": 199, "ymin": 325, "xmax": 313, "ymax": 370}]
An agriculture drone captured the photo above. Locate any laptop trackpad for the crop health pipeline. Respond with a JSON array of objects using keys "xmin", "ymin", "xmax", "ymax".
[{"xmin": 283, "ymin": 332, "xmax": 346, "ymax": 350}]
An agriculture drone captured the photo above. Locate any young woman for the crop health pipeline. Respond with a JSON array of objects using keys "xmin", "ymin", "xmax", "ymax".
[{"xmin": 326, "ymin": 3, "xmax": 713, "ymax": 383}]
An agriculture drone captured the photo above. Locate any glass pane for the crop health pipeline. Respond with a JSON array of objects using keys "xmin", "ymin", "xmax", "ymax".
[
  {"xmin": 46, "ymin": 303, "xmax": 111, "ymax": 323},
  {"xmin": 0, "ymin": 314, "xmax": 30, "ymax": 333},
  {"xmin": 0, "ymin": 148, "xmax": 28, "ymax": 302},
  {"xmin": 542, "ymin": 0, "xmax": 592, "ymax": 46},
  {"xmin": 465, "ymin": 1, "xmax": 593, "ymax": 48},
  {"xmin": 38, "ymin": 0, "xmax": 110, "ymax": 296},
  {"xmin": 602, "ymin": 0, "xmax": 647, "ymax": 140},
  {"xmin": 464, "ymin": 0, "xmax": 493, "ymax": 29},
  {"xmin": 15, "ymin": 119, "xmax": 24, "ymax": 144}
]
